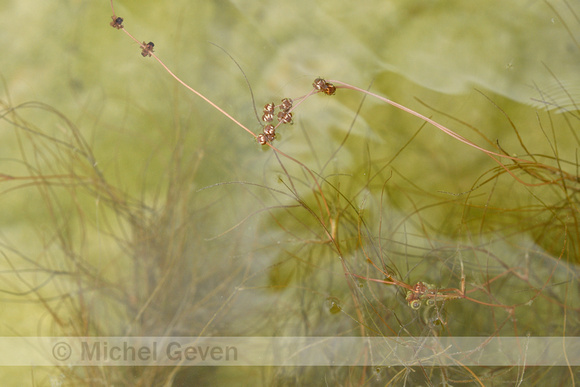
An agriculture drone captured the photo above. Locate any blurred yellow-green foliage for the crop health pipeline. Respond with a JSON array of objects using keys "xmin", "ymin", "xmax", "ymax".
[{"xmin": 1, "ymin": 0, "xmax": 579, "ymax": 385}]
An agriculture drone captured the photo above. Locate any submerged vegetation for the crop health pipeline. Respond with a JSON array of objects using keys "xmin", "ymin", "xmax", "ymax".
[{"xmin": 1, "ymin": 0, "xmax": 579, "ymax": 385}]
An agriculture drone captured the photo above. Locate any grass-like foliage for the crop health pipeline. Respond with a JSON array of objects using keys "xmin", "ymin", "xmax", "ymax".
[{"xmin": 0, "ymin": 0, "xmax": 578, "ymax": 385}]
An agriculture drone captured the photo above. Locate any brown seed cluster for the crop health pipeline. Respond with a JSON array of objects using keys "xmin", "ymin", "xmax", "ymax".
[
  {"xmin": 261, "ymin": 103, "xmax": 275, "ymax": 122},
  {"xmin": 141, "ymin": 42, "xmax": 155, "ymax": 57},
  {"xmin": 313, "ymin": 77, "xmax": 336, "ymax": 95},
  {"xmin": 257, "ymin": 98, "xmax": 293, "ymax": 145},
  {"xmin": 110, "ymin": 16, "xmax": 124, "ymax": 29}
]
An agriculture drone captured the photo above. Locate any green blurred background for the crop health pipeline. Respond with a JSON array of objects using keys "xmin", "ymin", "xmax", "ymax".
[{"xmin": 1, "ymin": 0, "xmax": 579, "ymax": 385}]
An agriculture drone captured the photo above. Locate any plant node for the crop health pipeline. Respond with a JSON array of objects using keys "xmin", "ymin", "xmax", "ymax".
[
  {"xmin": 110, "ymin": 15, "xmax": 124, "ymax": 29},
  {"xmin": 141, "ymin": 41, "xmax": 155, "ymax": 57},
  {"xmin": 405, "ymin": 281, "xmax": 462, "ymax": 310},
  {"xmin": 256, "ymin": 98, "xmax": 294, "ymax": 145},
  {"xmin": 312, "ymin": 77, "xmax": 336, "ymax": 95}
]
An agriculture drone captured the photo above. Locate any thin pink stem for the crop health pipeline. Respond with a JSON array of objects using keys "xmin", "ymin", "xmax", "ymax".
[
  {"xmin": 119, "ymin": 28, "xmax": 256, "ymax": 138},
  {"xmin": 329, "ymin": 80, "xmax": 532, "ymax": 164}
]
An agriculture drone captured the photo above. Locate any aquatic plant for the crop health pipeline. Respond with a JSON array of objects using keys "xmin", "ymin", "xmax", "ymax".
[{"xmin": 1, "ymin": 0, "xmax": 578, "ymax": 385}]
